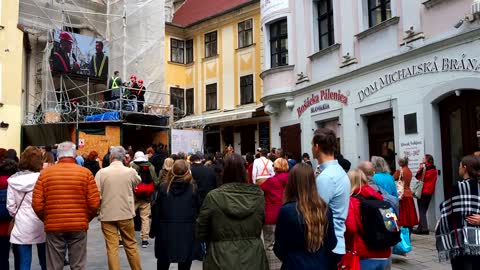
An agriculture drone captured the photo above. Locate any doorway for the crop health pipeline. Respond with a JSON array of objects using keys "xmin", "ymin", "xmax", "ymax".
[
  {"xmin": 366, "ymin": 111, "xmax": 395, "ymax": 172},
  {"xmin": 439, "ymin": 90, "xmax": 480, "ymax": 196},
  {"xmin": 237, "ymin": 125, "xmax": 256, "ymax": 155},
  {"xmin": 280, "ymin": 123, "xmax": 302, "ymax": 162}
]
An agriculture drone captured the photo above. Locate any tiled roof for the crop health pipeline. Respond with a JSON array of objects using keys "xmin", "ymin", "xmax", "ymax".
[{"xmin": 172, "ymin": 0, "xmax": 256, "ymax": 27}]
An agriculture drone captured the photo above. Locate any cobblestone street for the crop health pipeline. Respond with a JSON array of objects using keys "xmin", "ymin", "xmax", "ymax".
[{"xmin": 10, "ymin": 219, "xmax": 450, "ymax": 270}]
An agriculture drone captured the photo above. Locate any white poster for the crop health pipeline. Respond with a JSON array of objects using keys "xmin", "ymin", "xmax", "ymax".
[
  {"xmin": 399, "ymin": 137, "xmax": 424, "ymax": 173},
  {"xmin": 171, "ymin": 129, "xmax": 203, "ymax": 154}
]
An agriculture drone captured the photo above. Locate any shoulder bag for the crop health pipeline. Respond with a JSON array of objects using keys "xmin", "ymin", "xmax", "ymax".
[
  {"xmin": 411, "ymin": 166, "xmax": 425, "ymax": 200},
  {"xmin": 396, "ymin": 169, "xmax": 405, "ymax": 200},
  {"xmin": 8, "ymin": 192, "xmax": 28, "ymax": 234}
]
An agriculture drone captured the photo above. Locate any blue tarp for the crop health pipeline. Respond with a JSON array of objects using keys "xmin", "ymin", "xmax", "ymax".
[{"xmin": 85, "ymin": 112, "xmax": 120, "ymax": 122}]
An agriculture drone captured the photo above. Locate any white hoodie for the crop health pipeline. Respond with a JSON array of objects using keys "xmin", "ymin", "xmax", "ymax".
[{"xmin": 7, "ymin": 171, "xmax": 46, "ymax": 244}]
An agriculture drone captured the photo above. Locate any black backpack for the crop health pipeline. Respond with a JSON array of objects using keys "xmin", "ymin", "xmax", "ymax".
[
  {"xmin": 355, "ymin": 195, "xmax": 401, "ymax": 249},
  {"xmin": 0, "ymin": 189, "xmax": 11, "ymax": 220},
  {"xmin": 139, "ymin": 165, "xmax": 153, "ymax": 184}
]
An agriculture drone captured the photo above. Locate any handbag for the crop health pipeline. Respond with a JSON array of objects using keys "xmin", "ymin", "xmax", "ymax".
[
  {"xmin": 396, "ymin": 169, "xmax": 405, "ymax": 200},
  {"xmin": 411, "ymin": 166, "xmax": 425, "ymax": 199},
  {"xmin": 393, "ymin": 227, "xmax": 412, "ymax": 255},
  {"xmin": 338, "ymin": 250, "xmax": 360, "ymax": 270},
  {"xmin": 8, "ymin": 192, "xmax": 28, "ymax": 234}
]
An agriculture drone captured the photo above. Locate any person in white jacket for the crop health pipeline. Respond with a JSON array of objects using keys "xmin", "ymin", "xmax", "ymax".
[
  {"xmin": 252, "ymin": 149, "xmax": 274, "ymax": 185},
  {"xmin": 7, "ymin": 146, "xmax": 46, "ymax": 270}
]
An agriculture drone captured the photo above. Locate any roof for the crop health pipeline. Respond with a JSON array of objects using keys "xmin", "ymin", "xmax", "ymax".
[{"xmin": 172, "ymin": 0, "xmax": 257, "ymax": 27}]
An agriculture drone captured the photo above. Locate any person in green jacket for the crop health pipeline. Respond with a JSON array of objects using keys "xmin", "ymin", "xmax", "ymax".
[{"xmin": 196, "ymin": 153, "xmax": 269, "ymax": 270}]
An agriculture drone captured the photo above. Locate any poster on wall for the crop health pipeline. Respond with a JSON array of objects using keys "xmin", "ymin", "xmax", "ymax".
[
  {"xmin": 399, "ymin": 137, "xmax": 424, "ymax": 173},
  {"xmin": 171, "ymin": 129, "xmax": 204, "ymax": 154},
  {"xmin": 50, "ymin": 30, "xmax": 109, "ymax": 80}
]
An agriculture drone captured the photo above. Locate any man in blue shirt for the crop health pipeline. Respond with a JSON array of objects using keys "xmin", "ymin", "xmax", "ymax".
[{"xmin": 312, "ymin": 128, "xmax": 351, "ymax": 270}]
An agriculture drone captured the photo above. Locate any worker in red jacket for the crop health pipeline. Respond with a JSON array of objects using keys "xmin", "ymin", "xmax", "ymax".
[{"xmin": 413, "ymin": 154, "xmax": 438, "ymax": 235}]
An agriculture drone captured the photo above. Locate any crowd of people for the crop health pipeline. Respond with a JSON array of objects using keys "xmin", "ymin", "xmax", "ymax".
[{"xmin": 1, "ymin": 128, "xmax": 480, "ymax": 269}]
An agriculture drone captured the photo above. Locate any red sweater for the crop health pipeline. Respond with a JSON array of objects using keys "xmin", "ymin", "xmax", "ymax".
[
  {"xmin": 247, "ymin": 163, "xmax": 254, "ymax": 184},
  {"xmin": 345, "ymin": 185, "xmax": 392, "ymax": 259},
  {"xmin": 260, "ymin": 172, "xmax": 288, "ymax": 224},
  {"xmin": 0, "ymin": 175, "xmax": 12, "ymax": 236},
  {"xmin": 415, "ymin": 164, "xmax": 438, "ymax": 195}
]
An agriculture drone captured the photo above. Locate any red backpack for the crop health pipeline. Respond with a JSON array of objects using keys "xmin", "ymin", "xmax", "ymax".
[{"xmin": 134, "ymin": 165, "xmax": 155, "ymax": 199}]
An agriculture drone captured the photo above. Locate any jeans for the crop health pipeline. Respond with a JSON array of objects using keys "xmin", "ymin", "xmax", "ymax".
[
  {"xmin": 417, "ymin": 194, "xmax": 432, "ymax": 231},
  {"xmin": 157, "ymin": 260, "xmax": 192, "ymax": 270},
  {"xmin": 360, "ymin": 259, "xmax": 388, "ymax": 270},
  {"xmin": 12, "ymin": 243, "xmax": 46, "ymax": 270},
  {"xmin": 0, "ymin": 236, "xmax": 10, "ymax": 270}
]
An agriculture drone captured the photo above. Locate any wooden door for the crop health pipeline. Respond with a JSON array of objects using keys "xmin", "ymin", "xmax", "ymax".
[
  {"xmin": 366, "ymin": 111, "xmax": 395, "ymax": 172},
  {"xmin": 280, "ymin": 123, "xmax": 302, "ymax": 162},
  {"xmin": 439, "ymin": 90, "xmax": 480, "ymax": 197}
]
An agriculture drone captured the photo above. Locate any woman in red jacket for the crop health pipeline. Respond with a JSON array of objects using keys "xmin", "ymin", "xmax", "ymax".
[
  {"xmin": 413, "ymin": 154, "xmax": 438, "ymax": 235},
  {"xmin": 260, "ymin": 158, "xmax": 289, "ymax": 270},
  {"xmin": 345, "ymin": 169, "xmax": 391, "ymax": 269}
]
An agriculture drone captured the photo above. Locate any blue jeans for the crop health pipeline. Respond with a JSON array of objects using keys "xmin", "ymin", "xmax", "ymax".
[
  {"xmin": 360, "ymin": 259, "xmax": 388, "ymax": 270},
  {"xmin": 13, "ymin": 243, "xmax": 46, "ymax": 270}
]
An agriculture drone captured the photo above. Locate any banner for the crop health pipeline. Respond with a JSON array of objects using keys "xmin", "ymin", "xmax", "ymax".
[{"xmin": 50, "ymin": 30, "xmax": 109, "ymax": 80}]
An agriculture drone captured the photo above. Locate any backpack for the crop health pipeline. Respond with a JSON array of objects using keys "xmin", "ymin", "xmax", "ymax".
[
  {"xmin": 355, "ymin": 195, "xmax": 401, "ymax": 249},
  {"xmin": 134, "ymin": 165, "xmax": 155, "ymax": 199},
  {"xmin": 0, "ymin": 189, "xmax": 11, "ymax": 220}
]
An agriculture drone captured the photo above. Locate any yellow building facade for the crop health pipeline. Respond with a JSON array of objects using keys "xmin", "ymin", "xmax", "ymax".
[
  {"xmin": 0, "ymin": 0, "xmax": 24, "ymax": 151},
  {"xmin": 166, "ymin": 1, "xmax": 270, "ymax": 154}
]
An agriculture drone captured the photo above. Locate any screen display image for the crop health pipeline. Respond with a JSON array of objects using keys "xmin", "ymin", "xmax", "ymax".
[{"xmin": 50, "ymin": 30, "xmax": 109, "ymax": 80}]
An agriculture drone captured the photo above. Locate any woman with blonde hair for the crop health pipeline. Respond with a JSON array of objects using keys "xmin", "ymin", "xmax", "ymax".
[
  {"xmin": 150, "ymin": 159, "xmax": 200, "ymax": 270},
  {"xmin": 260, "ymin": 158, "xmax": 289, "ymax": 270},
  {"xmin": 274, "ymin": 163, "xmax": 336, "ymax": 270},
  {"xmin": 159, "ymin": 158, "xmax": 174, "ymax": 183},
  {"xmin": 345, "ymin": 169, "xmax": 391, "ymax": 269}
]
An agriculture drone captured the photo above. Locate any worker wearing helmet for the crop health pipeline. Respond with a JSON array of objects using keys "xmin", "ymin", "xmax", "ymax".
[
  {"xmin": 135, "ymin": 79, "xmax": 147, "ymax": 112},
  {"xmin": 89, "ymin": 41, "xmax": 109, "ymax": 79},
  {"xmin": 50, "ymin": 31, "xmax": 79, "ymax": 73}
]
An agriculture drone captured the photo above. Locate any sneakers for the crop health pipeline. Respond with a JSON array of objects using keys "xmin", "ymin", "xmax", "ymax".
[
  {"xmin": 119, "ymin": 240, "xmax": 124, "ymax": 248},
  {"xmin": 142, "ymin": 240, "xmax": 149, "ymax": 248}
]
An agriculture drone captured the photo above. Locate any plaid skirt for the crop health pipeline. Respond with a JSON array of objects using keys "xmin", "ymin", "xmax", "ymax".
[
  {"xmin": 263, "ymin": 225, "xmax": 282, "ymax": 270},
  {"xmin": 398, "ymin": 196, "xmax": 419, "ymax": 227}
]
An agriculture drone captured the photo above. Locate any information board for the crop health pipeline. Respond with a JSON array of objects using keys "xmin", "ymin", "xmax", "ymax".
[
  {"xmin": 399, "ymin": 137, "xmax": 424, "ymax": 173},
  {"xmin": 171, "ymin": 129, "xmax": 203, "ymax": 154}
]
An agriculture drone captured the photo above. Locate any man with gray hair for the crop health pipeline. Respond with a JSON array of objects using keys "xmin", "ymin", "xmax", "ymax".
[
  {"xmin": 33, "ymin": 141, "xmax": 100, "ymax": 270},
  {"xmin": 95, "ymin": 146, "xmax": 142, "ymax": 270}
]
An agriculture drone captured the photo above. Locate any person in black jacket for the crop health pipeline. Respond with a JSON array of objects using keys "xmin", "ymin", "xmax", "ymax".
[
  {"xmin": 150, "ymin": 160, "xmax": 200, "ymax": 270},
  {"xmin": 150, "ymin": 145, "xmax": 167, "ymax": 177},
  {"xmin": 190, "ymin": 154, "xmax": 217, "ymax": 207},
  {"xmin": 102, "ymin": 147, "xmax": 112, "ymax": 168},
  {"xmin": 335, "ymin": 152, "xmax": 351, "ymax": 173},
  {"xmin": 83, "ymin": 151, "xmax": 101, "ymax": 176}
]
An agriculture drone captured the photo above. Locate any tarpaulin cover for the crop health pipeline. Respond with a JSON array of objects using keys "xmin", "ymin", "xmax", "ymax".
[
  {"xmin": 85, "ymin": 112, "xmax": 120, "ymax": 122},
  {"xmin": 22, "ymin": 124, "xmax": 71, "ymax": 148}
]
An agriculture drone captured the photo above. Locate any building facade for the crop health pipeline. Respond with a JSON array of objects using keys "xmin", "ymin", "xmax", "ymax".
[
  {"xmin": 261, "ymin": 0, "xmax": 480, "ymax": 229},
  {"xmin": 166, "ymin": 0, "xmax": 269, "ymax": 155},
  {"xmin": 0, "ymin": 0, "xmax": 24, "ymax": 151}
]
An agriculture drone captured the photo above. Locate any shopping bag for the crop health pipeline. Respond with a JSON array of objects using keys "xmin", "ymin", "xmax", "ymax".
[
  {"xmin": 411, "ymin": 178, "xmax": 424, "ymax": 199},
  {"xmin": 338, "ymin": 250, "xmax": 360, "ymax": 270},
  {"xmin": 393, "ymin": 227, "xmax": 412, "ymax": 255}
]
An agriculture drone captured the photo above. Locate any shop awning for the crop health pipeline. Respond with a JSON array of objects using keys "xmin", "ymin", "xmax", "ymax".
[{"xmin": 174, "ymin": 104, "xmax": 263, "ymax": 128}]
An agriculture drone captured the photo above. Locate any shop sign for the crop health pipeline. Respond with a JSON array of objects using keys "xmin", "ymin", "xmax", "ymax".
[
  {"xmin": 261, "ymin": 0, "xmax": 288, "ymax": 20},
  {"xmin": 399, "ymin": 137, "xmax": 424, "ymax": 173},
  {"xmin": 358, "ymin": 55, "xmax": 480, "ymax": 102},
  {"xmin": 296, "ymin": 89, "xmax": 348, "ymax": 118}
]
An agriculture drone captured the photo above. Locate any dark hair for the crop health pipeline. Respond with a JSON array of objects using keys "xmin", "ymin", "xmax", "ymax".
[
  {"xmin": 461, "ymin": 155, "xmax": 480, "ymax": 181},
  {"xmin": 206, "ymin": 153, "xmax": 214, "ymax": 162},
  {"xmin": 114, "ymin": 71, "xmax": 120, "ymax": 76},
  {"xmin": 6, "ymin": 149, "xmax": 19, "ymax": 162},
  {"xmin": 87, "ymin": 151, "xmax": 98, "ymax": 161},
  {"xmin": 286, "ymin": 151, "xmax": 293, "ymax": 159},
  {"xmin": 171, "ymin": 154, "xmax": 179, "ymax": 160},
  {"xmin": 0, "ymin": 148, "xmax": 7, "ymax": 160},
  {"xmin": 18, "ymin": 146, "xmax": 43, "ymax": 172},
  {"xmin": 303, "ymin": 153, "xmax": 310, "ymax": 159},
  {"xmin": 222, "ymin": 153, "xmax": 247, "ymax": 184},
  {"xmin": 312, "ymin": 128, "xmax": 337, "ymax": 155},
  {"xmin": 245, "ymin": 152, "xmax": 255, "ymax": 163},
  {"xmin": 190, "ymin": 154, "xmax": 201, "ymax": 163},
  {"xmin": 260, "ymin": 149, "xmax": 268, "ymax": 157},
  {"xmin": 177, "ymin": 152, "xmax": 186, "ymax": 160},
  {"xmin": 45, "ymin": 145, "xmax": 52, "ymax": 152},
  {"xmin": 96, "ymin": 41, "xmax": 104, "ymax": 48},
  {"xmin": 425, "ymin": 154, "xmax": 434, "ymax": 165},
  {"xmin": 276, "ymin": 148, "xmax": 285, "ymax": 158}
]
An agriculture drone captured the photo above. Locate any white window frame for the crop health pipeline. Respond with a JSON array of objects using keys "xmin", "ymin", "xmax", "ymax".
[
  {"xmin": 205, "ymin": 82, "xmax": 218, "ymax": 111},
  {"xmin": 238, "ymin": 18, "xmax": 254, "ymax": 49},
  {"xmin": 312, "ymin": 0, "xmax": 336, "ymax": 52},
  {"xmin": 359, "ymin": 0, "xmax": 397, "ymax": 32},
  {"xmin": 170, "ymin": 37, "xmax": 185, "ymax": 64}
]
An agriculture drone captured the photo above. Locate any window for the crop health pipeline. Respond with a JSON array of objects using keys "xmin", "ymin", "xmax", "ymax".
[
  {"xmin": 170, "ymin": 87, "xmax": 184, "ymax": 113},
  {"xmin": 269, "ymin": 19, "xmax": 288, "ymax": 68},
  {"xmin": 205, "ymin": 31, "xmax": 217, "ymax": 58},
  {"xmin": 186, "ymin": 88, "xmax": 194, "ymax": 115},
  {"xmin": 186, "ymin": 39, "xmax": 194, "ymax": 64},
  {"xmin": 171, "ymin": 38, "xmax": 185, "ymax": 63},
  {"xmin": 368, "ymin": 0, "xmax": 392, "ymax": 27},
  {"xmin": 317, "ymin": 0, "xmax": 334, "ymax": 50},
  {"xmin": 238, "ymin": 19, "xmax": 253, "ymax": 48},
  {"xmin": 205, "ymin": 83, "xmax": 217, "ymax": 111},
  {"xmin": 240, "ymin": 75, "xmax": 254, "ymax": 105}
]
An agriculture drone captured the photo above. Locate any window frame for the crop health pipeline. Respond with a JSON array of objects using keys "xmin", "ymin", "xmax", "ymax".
[
  {"xmin": 185, "ymin": 39, "xmax": 194, "ymax": 64},
  {"xmin": 317, "ymin": 0, "xmax": 335, "ymax": 50},
  {"xmin": 269, "ymin": 19, "xmax": 288, "ymax": 68},
  {"xmin": 238, "ymin": 18, "xmax": 254, "ymax": 48},
  {"xmin": 205, "ymin": 83, "xmax": 217, "ymax": 111},
  {"xmin": 204, "ymin": 31, "xmax": 218, "ymax": 58},
  {"xmin": 240, "ymin": 74, "xmax": 254, "ymax": 105},
  {"xmin": 170, "ymin": 38, "xmax": 185, "ymax": 64},
  {"xmin": 170, "ymin": 87, "xmax": 185, "ymax": 114},
  {"xmin": 185, "ymin": 88, "xmax": 194, "ymax": 116},
  {"xmin": 367, "ymin": 0, "xmax": 392, "ymax": 27}
]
